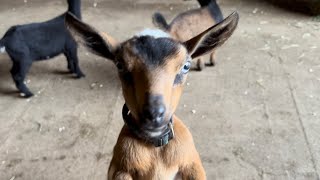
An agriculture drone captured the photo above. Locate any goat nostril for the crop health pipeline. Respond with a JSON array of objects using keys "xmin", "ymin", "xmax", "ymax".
[{"xmin": 143, "ymin": 104, "xmax": 166, "ymax": 123}]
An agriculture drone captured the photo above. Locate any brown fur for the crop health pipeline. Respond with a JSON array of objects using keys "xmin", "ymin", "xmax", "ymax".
[
  {"xmin": 169, "ymin": 9, "xmax": 216, "ymax": 41},
  {"xmin": 155, "ymin": 7, "xmax": 218, "ymax": 70},
  {"xmin": 107, "ymin": 46, "xmax": 203, "ymax": 179},
  {"xmin": 101, "ymin": 32, "xmax": 118, "ymax": 50},
  {"xmin": 65, "ymin": 11, "xmax": 239, "ymax": 180},
  {"xmin": 118, "ymin": 43, "xmax": 186, "ymax": 127},
  {"xmin": 108, "ymin": 116, "xmax": 205, "ymax": 180}
]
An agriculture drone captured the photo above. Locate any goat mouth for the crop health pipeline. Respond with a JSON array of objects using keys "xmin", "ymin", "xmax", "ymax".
[
  {"xmin": 142, "ymin": 125, "xmax": 168, "ymax": 138},
  {"xmin": 122, "ymin": 104, "xmax": 174, "ymax": 147}
]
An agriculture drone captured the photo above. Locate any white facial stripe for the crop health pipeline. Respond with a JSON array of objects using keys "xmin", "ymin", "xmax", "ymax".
[{"xmin": 136, "ymin": 28, "xmax": 171, "ymax": 39}]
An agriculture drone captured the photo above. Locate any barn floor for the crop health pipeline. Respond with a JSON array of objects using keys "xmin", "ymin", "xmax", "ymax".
[{"xmin": 0, "ymin": 0, "xmax": 320, "ymax": 179}]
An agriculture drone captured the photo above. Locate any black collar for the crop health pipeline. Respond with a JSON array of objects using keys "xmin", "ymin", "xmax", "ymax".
[{"xmin": 122, "ymin": 104, "xmax": 174, "ymax": 147}]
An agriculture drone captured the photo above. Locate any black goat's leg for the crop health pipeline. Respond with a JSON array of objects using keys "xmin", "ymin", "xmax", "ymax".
[
  {"xmin": 71, "ymin": 48, "xmax": 85, "ymax": 78},
  {"xmin": 196, "ymin": 57, "xmax": 205, "ymax": 71},
  {"xmin": 11, "ymin": 61, "xmax": 33, "ymax": 97},
  {"xmin": 64, "ymin": 51, "xmax": 75, "ymax": 73},
  {"xmin": 64, "ymin": 46, "xmax": 85, "ymax": 78},
  {"xmin": 206, "ymin": 52, "xmax": 216, "ymax": 67}
]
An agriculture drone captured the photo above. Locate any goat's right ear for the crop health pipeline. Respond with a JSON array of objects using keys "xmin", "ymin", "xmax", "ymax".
[
  {"xmin": 184, "ymin": 12, "xmax": 239, "ymax": 59},
  {"xmin": 65, "ymin": 12, "xmax": 117, "ymax": 61}
]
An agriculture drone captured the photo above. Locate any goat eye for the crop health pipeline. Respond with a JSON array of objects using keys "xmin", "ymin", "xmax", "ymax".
[{"xmin": 181, "ymin": 61, "xmax": 191, "ymax": 74}]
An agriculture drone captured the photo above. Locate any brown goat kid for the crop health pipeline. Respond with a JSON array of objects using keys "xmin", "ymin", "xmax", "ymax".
[
  {"xmin": 66, "ymin": 11, "xmax": 238, "ymax": 180},
  {"xmin": 153, "ymin": 0, "xmax": 224, "ymax": 71}
]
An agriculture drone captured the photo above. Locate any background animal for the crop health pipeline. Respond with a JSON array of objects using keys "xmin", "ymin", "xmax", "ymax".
[
  {"xmin": 65, "ymin": 11, "xmax": 239, "ymax": 179},
  {"xmin": 152, "ymin": 0, "xmax": 224, "ymax": 71},
  {"xmin": 0, "ymin": 0, "xmax": 84, "ymax": 98}
]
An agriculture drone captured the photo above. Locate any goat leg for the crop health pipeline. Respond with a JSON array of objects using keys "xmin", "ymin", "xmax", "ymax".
[{"xmin": 10, "ymin": 61, "xmax": 33, "ymax": 97}]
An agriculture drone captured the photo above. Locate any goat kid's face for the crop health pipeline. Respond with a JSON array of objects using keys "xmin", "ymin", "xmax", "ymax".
[
  {"xmin": 66, "ymin": 12, "xmax": 239, "ymax": 138},
  {"xmin": 115, "ymin": 36, "xmax": 190, "ymax": 132}
]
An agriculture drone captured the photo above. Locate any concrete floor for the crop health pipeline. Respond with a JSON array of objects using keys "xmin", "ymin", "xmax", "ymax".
[{"xmin": 0, "ymin": 0, "xmax": 319, "ymax": 179}]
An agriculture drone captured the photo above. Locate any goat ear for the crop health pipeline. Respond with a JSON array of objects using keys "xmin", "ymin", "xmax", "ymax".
[
  {"xmin": 65, "ymin": 12, "xmax": 117, "ymax": 61},
  {"xmin": 184, "ymin": 12, "xmax": 239, "ymax": 59}
]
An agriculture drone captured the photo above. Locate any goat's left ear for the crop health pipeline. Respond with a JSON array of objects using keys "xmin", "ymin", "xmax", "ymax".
[
  {"xmin": 65, "ymin": 12, "xmax": 117, "ymax": 61},
  {"xmin": 184, "ymin": 12, "xmax": 239, "ymax": 59}
]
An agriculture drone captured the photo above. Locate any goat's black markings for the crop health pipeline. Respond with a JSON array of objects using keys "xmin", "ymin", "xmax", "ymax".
[
  {"xmin": 130, "ymin": 36, "xmax": 180, "ymax": 68},
  {"xmin": 120, "ymin": 72, "xmax": 134, "ymax": 85},
  {"xmin": 174, "ymin": 73, "xmax": 184, "ymax": 85},
  {"xmin": 207, "ymin": 0, "xmax": 224, "ymax": 23},
  {"xmin": 197, "ymin": 0, "xmax": 212, "ymax": 7},
  {"xmin": 197, "ymin": 0, "xmax": 223, "ymax": 23}
]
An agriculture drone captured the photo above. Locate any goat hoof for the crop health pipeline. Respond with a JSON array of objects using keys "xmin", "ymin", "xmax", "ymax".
[
  {"xmin": 205, "ymin": 62, "xmax": 215, "ymax": 67},
  {"xmin": 20, "ymin": 92, "xmax": 34, "ymax": 98},
  {"xmin": 68, "ymin": 66, "xmax": 75, "ymax": 72},
  {"xmin": 68, "ymin": 70, "xmax": 75, "ymax": 74},
  {"xmin": 75, "ymin": 73, "xmax": 85, "ymax": 78},
  {"xmin": 196, "ymin": 59, "xmax": 205, "ymax": 71},
  {"xmin": 196, "ymin": 64, "xmax": 204, "ymax": 71}
]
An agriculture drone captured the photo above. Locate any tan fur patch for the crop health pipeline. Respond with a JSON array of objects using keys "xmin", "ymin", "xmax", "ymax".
[
  {"xmin": 109, "ymin": 116, "xmax": 205, "ymax": 179},
  {"xmin": 169, "ymin": 8, "xmax": 216, "ymax": 41},
  {"xmin": 100, "ymin": 32, "xmax": 118, "ymax": 49}
]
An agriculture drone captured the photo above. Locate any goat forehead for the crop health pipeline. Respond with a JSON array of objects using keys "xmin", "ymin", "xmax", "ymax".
[{"xmin": 123, "ymin": 35, "xmax": 182, "ymax": 67}]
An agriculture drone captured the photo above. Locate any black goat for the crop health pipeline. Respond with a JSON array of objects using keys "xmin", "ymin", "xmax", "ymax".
[{"xmin": 0, "ymin": 0, "xmax": 84, "ymax": 97}]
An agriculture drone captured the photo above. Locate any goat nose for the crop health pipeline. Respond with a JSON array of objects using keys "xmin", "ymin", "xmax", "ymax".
[{"xmin": 143, "ymin": 104, "xmax": 166, "ymax": 124}]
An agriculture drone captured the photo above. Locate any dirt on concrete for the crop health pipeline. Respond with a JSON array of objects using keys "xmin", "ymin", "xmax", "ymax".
[{"xmin": 0, "ymin": 0, "xmax": 319, "ymax": 180}]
